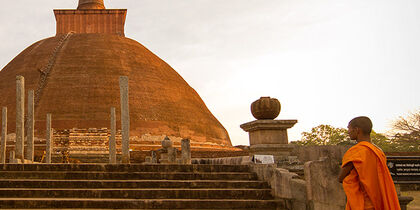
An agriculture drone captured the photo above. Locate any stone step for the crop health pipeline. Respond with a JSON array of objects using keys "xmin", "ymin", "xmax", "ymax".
[
  {"xmin": 0, "ymin": 164, "xmax": 251, "ymax": 173},
  {"xmin": 0, "ymin": 209, "xmax": 275, "ymax": 210},
  {"xmin": 0, "ymin": 188, "xmax": 273, "ymax": 199},
  {"xmin": 0, "ymin": 198, "xmax": 287, "ymax": 209},
  {"xmin": 0, "ymin": 179, "xmax": 270, "ymax": 189},
  {"xmin": 0, "ymin": 171, "xmax": 257, "ymax": 180}
]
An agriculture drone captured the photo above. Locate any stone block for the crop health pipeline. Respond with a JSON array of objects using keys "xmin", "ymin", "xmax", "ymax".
[
  {"xmin": 250, "ymin": 163, "xmax": 306, "ymax": 209},
  {"xmin": 290, "ymin": 179, "xmax": 307, "ymax": 210},
  {"xmin": 304, "ymin": 157, "xmax": 346, "ymax": 210}
]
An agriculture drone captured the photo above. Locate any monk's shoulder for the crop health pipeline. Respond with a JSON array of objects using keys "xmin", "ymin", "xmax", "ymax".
[
  {"xmin": 345, "ymin": 144, "xmax": 368, "ymax": 155},
  {"xmin": 342, "ymin": 144, "xmax": 364, "ymax": 163}
]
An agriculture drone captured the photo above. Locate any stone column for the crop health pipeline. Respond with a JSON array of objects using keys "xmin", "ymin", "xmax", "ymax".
[
  {"xmin": 16, "ymin": 76, "xmax": 25, "ymax": 163},
  {"xmin": 1, "ymin": 107, "xmax": 7, "ymax": 164},
  {"xmin": 109, "ymin": 107, "xmax": 117, "ymax": 164},
  {"xmin": 46, "ymin": 114, "xmax": 52, "ymax": 164},
  {"xmin": 181, "ymin": 139, "xmax": 191, "ymax": 164},
  {"xmin": 119, "ymin": 76, "xmax": 130, "ymax": 163},
  {"xmin": 25, "ymin": 90, "xmax": 35, "ymax": 161}
]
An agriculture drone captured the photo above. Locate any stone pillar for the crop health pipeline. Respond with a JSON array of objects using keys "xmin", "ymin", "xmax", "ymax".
[
  {"xmin": 168, "ymin": 147, "xmax": 177, "ymax": 163},
  {"xmin": 181, "ymin": 139, "xmax": 191, "ymax": 164},
  {"xmin": 25, "ymin": 90, "xmax": 35, "ymax": 161},
  {"xmin": 151, "ymin": 151, "xmax": 157, "ymax": 163},
  {"xmin": 119, "ymin": 76, "xmax": 130, "ymax": 163},
  {"xmin": 109, "ymin": 107, "xmax": 117, "ymax": 164},
  {"xmin": 15, "ymin": 76, "xmax": 25, "ymax": 162},
  {"xmin": 1, "ymin": 107, "xmax": 7, "ymax": 164},
  {"xmin": 240, "ymin": 97, "xmax": 297, "ymax": 163},
  {"xmin": 46, "ymin": 114, "xmax": 52, "ymax": 164}
]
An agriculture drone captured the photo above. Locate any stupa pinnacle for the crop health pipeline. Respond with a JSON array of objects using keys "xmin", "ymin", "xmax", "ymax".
[
  {"xmin": 0, "ymin": 1, "xmax": 234, "ymax": 154},
  {"xmin": 77, "ymin": 0, "xmax": 105, "ymax": 10}
]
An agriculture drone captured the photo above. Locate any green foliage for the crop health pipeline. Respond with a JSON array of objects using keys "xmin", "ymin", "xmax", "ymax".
[
  {"xmin": 296, "ymin": 124, "xmax": 350, "ymax": 146},
  {"xmin": 296, "ymin": 125, "xmax": 395, "ymax": 152},
  {"xmin": 370, "ymin": 131, "xmax": 394, "ymax": 152}
]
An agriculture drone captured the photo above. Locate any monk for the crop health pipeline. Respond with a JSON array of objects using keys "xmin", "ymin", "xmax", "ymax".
[{"xmin": 338, "ymin": 116, "xmax": 400, "ymax": 210}]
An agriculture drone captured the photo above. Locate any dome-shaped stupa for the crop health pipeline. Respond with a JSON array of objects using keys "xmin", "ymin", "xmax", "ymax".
[{"xmin": 0, "ymin": 1, "xmax": 233, "ymax": 153}]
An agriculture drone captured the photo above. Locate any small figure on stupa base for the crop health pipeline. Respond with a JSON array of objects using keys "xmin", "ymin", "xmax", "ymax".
[{"xmin": 158, "ymin": 136, "xmax": 177, "ymax": 164}]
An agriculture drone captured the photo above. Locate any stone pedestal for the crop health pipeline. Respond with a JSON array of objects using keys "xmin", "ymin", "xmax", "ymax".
[{"xmin": 241, "ymin": 119, "xmax": 297, "ymax": 162}]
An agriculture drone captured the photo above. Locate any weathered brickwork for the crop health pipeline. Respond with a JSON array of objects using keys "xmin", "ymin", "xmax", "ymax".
[{"xmin": 54, "ymin": 10, "xmax": 127, "ymax": 36}]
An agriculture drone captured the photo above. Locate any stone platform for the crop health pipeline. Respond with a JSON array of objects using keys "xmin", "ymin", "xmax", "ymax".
[{"xmin": 0, "ymin": 164, "xmax": 289, "ymax": 209}]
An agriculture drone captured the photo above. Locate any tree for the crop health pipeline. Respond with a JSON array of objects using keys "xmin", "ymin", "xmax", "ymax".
[
  {"xmin": 370, "ymin": 131, "xmax": 394, "ymax": 152},
  {"xmin": 296, "ymin": 124, "xmax": 350, "ymax": 146},
  {"xmin": 390, "ymin": 109, "xmax": 420, "ymax": 151},
  {"xmin": 296, "ymin": 124, "xmax": 395, "ymax": 152}
]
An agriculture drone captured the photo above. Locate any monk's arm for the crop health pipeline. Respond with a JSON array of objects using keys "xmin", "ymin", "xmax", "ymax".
[{"xmin": 338, "ymin": 162, "xmax": 354, "ymax": 183}]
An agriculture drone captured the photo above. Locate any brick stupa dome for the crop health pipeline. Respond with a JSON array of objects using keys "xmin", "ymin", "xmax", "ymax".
[{"xmin": 0, "ymin": 1, "xmax": 233, "ymax": 152}]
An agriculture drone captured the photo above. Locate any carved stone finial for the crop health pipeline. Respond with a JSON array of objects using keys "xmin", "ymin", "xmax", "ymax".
[
  {"xmin": 77, "ymin": 0, "xmax": 105, "ymax": 10},
  {"xmin": 251, "ymin": 97, "xmax": 281, "ymax": 120}
]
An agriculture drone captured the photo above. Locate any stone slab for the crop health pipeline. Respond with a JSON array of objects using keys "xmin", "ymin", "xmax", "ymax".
[{"xmin": 304, "ymin": 157, "xmax": 346, "ymax": 210}]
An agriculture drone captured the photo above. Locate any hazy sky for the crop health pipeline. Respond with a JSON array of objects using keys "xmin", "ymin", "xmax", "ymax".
[{"xmin": 1, "ymin": 0, "xmax": 419, "ymax": 146}]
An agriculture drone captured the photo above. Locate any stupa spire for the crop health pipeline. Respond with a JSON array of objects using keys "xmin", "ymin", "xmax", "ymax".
[{"xmin": 77, "ymin": 0, "xmax": 105, "ymax": 10}]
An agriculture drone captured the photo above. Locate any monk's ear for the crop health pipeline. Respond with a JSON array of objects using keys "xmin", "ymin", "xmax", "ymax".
[
  {"xmin": 357, "ymin": 127, "xmax": 365, "ymax": 136},
  {"xmin": 355, "ymin": 127, "xmax": 361, "ymax": 135}
]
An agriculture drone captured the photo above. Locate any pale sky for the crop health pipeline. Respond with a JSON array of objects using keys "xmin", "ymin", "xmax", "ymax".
[{"xmin": 1, "ymin": 0, "xmax": 419, "ymax": 146}]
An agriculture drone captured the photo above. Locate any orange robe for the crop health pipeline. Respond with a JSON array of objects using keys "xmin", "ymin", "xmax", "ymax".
[{"xmin": 342, "ymin": 141, "xmax": 400, "ymax": 210}]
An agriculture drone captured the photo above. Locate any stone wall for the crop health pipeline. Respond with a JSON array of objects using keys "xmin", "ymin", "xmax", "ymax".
[{"xmin": 291, "ymin": 145, "xmax": 351, "ymax": 163}]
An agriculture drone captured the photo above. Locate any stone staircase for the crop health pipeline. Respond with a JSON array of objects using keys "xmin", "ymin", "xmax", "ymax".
[{"xmin": 0, "ymin": 164, "xmax": 288, "ymax": 209}]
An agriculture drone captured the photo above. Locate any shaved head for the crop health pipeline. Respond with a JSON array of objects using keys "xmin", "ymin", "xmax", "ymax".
[{"xmin": 349, "ymin": 116, "xmax": 372, "ymax": 135}]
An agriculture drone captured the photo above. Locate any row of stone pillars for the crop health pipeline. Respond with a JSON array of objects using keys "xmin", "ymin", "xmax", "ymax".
[
  {"xmin": 0, "ymin": 76, "xmax": 53, "ymax": 163},
  {"xmin": 0, "ymin": 75, "xmax": 131, "ymax": 164}
]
